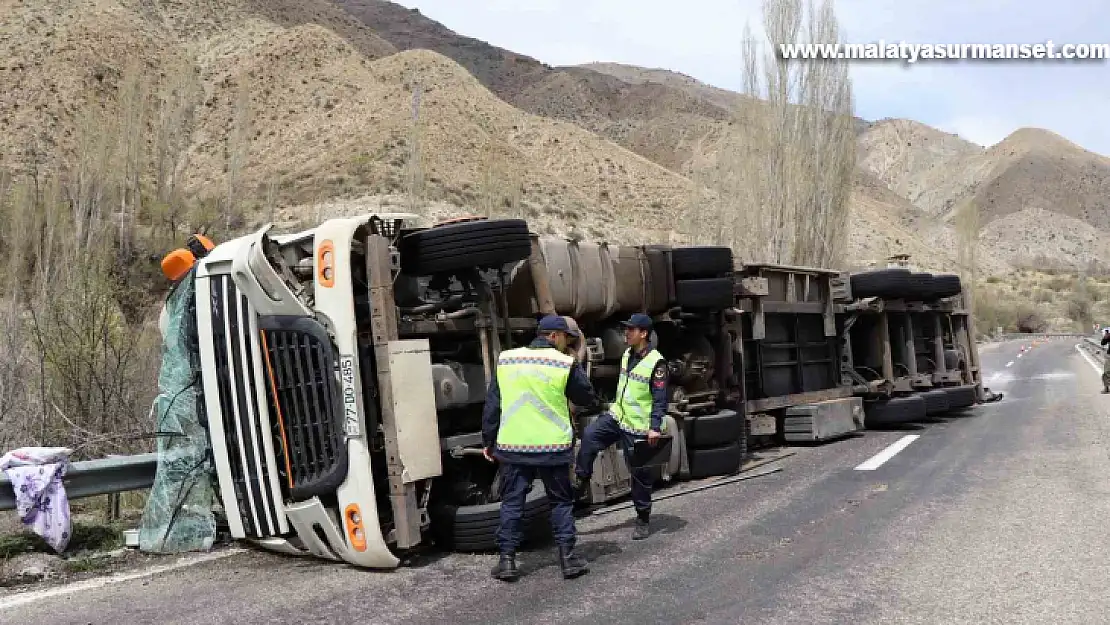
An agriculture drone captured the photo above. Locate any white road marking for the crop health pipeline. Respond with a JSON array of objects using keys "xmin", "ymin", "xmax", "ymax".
[
  {"xmin": 855, "ymin": 435, "xmax": 920, "ymax": 471},
  {"xmin": 1006, "ymin": 361, "xmax": 1014, "ymax": 367},
  {"xmin": 1076, "ymin": 343, "xmax": 1102, "ymax": 374},
  {"xmin": 1017, "ymin": 353, "xmax": 1023, "ymax": 358},
  {"xmin": 1032, "ymin": 371, "xmax": 1076, "ymax": 380},
  {"xmin": 0, "ymin": 548, "xmax": 247, "ymax": 611}
]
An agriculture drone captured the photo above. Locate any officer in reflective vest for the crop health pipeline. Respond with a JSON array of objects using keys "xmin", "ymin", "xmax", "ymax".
[
  {"xmin": 574, "ymin": 313, "xmax": 668, "ymax": 540},
  {"xmin": 481, "ymin": 314, "xmax": 600, "ymax": 582}
]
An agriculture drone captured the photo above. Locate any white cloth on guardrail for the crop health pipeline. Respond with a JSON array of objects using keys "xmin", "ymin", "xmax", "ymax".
[{"xmin": 0, "ymin": 447, "xmax": 73, "ymax": 553}]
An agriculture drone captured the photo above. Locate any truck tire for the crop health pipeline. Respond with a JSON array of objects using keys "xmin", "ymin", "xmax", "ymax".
[
  {"xmin": 687, "ymin": 441, "xmax": 743, "ymax": 479},
  {"xmin": 675, "ymin": 277, "xmax": 734, "ymax": 309},
  {"xmin": 671, "ymin": 246, "xmax": 733, "ymax": 279},
  {"xmin": 642, "ymin": 245, "xmax": 676, "ymax": 312},
  {"xmin": 849, "ymin": 268, "xmax": 912, "ymax": 299},
  {"xmin": 945, "ymin": 385, "xmax": 977, "ymax": 410},
  {"xmin": 399, "ymin": 218, "xmax": 533, "ymax": 275},
  {"xmin": 920, "ymin": 388, "xmax": 950, "ymax": 415},
  {"xmin": 932, "ymin": 274, "xmax": 962, "ymax": 298},
  {"xmin": 687, "ymin": 409, "xmax": 744, "ymax": 447},
  {"xmin": 944, "ymin": 349, "xmax": 964, "ymax": 371},
  {"xmin": 429, "ymin": 482, "xmax": 550, "ymax": 552},
  {"xmin": 863, "ymin": 395, "xmax": 926, "ymax": 428},
  {"xmin": 907, "ymin": 272, "xmax": 935, "ymax": 301}
]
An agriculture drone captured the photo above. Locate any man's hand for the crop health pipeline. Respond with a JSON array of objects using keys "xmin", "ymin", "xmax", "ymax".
[
  {"xmin": 647, "ymin": 429, "xmax": 662, "ymax": 447},
  {"xmin": 482, "ymin": 447, "xmax": 495, "ymax": 462}
]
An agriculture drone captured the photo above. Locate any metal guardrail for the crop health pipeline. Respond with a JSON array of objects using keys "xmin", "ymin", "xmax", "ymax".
[
  {"xmin": 0, "ymin": 453, "xmax": 159, "ymax": 512},
  {"xmin": 996, "ymin": 332, "xmax": 1094, "ymax": 341}
]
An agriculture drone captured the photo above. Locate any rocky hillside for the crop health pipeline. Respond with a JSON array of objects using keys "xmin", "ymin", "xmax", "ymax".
[
  {"xmin": 0, "ymin": 0, "xmax": 697, "ymax": 247},
  {"xmin": 2, "ymin": 0, "xmax": 1107, "ymax": 278},
  {"xmin": 856, "ymin": 119, "xmax": 1110, "ymax": 270},
  {"xmin": 333, "ymin": 0, "xmax": 735, "ymax": 174}
]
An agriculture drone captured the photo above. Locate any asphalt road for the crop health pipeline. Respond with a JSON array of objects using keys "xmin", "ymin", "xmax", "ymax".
[{"xmin": 7, "ymin": 338, "xmax": 1110, "ymax": 624}]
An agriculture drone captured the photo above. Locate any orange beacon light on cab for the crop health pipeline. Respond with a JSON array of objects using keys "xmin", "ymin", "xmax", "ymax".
[{"xmin": 160, "ymin": 234, "xmax": 216, "ymax": 281}]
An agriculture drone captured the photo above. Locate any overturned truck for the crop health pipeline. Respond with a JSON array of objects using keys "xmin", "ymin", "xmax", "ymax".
[{"xmin": 171, "ymin": 213, "xmax": 982, "ymax": 568}]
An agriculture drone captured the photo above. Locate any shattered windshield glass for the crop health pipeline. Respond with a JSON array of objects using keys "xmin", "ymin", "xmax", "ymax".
[{"xmin": 138, "ymin": 270, "xmax": 217, "ymax": 553}]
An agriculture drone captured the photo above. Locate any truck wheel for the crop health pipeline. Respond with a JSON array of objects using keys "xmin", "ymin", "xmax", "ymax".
[
  {"xmin": 687, "ymin": 441, "xmax": 743, "ymax": 479},
  {"xmin": 849, "ymin": 268, "xmax": 911, "ymax": 299},
  {"xmin": 920, "ymin": 388, "xmax": 950, "ymax": 415},
  {"xmin": 945, "ymin": 385, "xmax": 977, "ymax": 410},
  {"xmin": 687, "ymin": 409, "xmax": 744, "ymax": 447},
  {"xmin": 671, "ymin": 246, "xmax": 734, "ymax": 279},
  {"xmin": 863, "ymin": 395, "xmax": 926, "ymax": 428},
  {"xmin": 675, "ymin": 277, "xmax": 734, "ymax": 309},
  {"xmin": 932, "ymin": 274, "xmax": 963, "ymax": 298},
  {"xmin": 399, "ymin": 218, "xmax": 532, "ymax": 275},
  {"xmin": 642, "ymin": 245, "xmax": 676, "ymax": 312},
  {"xmin": 429, "ymin": 482, "xmax": 550, "ymax": 552},
  {"xmin": 943, "ymin": 349, "xmax": 964, "ymax": 371},
  {"xmin": 907, "ymin": 272, "xmax": 935, "ymax": 301}
]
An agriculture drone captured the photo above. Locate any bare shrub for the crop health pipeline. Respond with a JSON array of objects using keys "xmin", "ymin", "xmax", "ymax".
[
  {"xmin": 404, "ymin": 77, "xmax": 426, "ymax": 213},
  {"xmin": 1068, "ymin": 268, "xmax": 1094, "ymax": 331},
  {"xmin": 0, "ymin": 65, "xmax": 190, "ymax": 457},
  {"xmin": 1044, "ymin": 275, "xmax": 1075, "ymax": 292},
  {"xmin": 954, "ymin": 198, "xmax": 978, "ymax": 320},
  {"xmin": 1016, "ymin": 306, "xmax": 1047, "ymax": 333}
]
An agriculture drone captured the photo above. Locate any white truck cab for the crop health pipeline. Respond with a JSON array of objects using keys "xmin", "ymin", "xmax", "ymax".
[{"xmin": 194, "ymin": 214, "xmax": 436, "ymax": 568}]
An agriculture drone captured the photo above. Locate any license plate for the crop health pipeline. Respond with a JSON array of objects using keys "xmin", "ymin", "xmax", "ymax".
[{"xmin": 338, "ymin": 355, "xmax": 361, "ymax": 436}]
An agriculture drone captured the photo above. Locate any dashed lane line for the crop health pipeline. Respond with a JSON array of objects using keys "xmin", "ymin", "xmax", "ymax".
[{"xmin": 855, "ymin": 435, "xmax": 920, "ymax": 471}]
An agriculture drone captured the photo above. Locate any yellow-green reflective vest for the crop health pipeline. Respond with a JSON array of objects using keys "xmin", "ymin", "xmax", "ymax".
[
  {"xmin": 611, "ymin": 348, "xmax": 665, "ymax": 435},
  {"xmin": 495, "ymin": 346, "xmax": 575, "ymax": 452}
]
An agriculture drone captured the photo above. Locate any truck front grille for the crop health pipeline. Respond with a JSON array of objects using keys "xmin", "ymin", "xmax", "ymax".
[
  {"xmin": 259, "ymin": 320, "xmax": 349, "ymax": 501},
  {"xmin": 207, "ymin": 274, "xmax": 287, "ymax": 538}
]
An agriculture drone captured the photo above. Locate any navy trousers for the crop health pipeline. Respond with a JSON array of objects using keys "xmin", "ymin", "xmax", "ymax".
[
  {"xmin": 495, "ymin": 462, "xmax": 576, "ymax": 555},
  {"xmin": 575, "ymin": 413, "xmax": 653, "ymax": 515}
]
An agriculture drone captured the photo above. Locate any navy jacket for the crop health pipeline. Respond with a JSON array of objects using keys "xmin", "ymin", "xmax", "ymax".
[
  {"xmin": 482, "ymin": 337, "xmax": 599, "ymax": 466},
  {"xmin": 620, "ymin": 345, "xmax": 669, "ymax": 432}
]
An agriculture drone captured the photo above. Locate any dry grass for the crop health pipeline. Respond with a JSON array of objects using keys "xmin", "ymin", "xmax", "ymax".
[{"xmin": 974, "ymin": 269, "xmax": 1110, "ymax": 334}]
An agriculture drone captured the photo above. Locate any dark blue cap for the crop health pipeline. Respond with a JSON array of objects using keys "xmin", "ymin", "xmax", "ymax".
[
  {"xmin": 537, "ymin": 314, "xmax": 580, "ymax": 337},
  {"xmin": 620, "ymin": 313, "xmax": 653, "ymax": 330}
]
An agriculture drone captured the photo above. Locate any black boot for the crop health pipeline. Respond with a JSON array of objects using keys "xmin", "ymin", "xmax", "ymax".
[
  {"xmin": 632, "ymin": 510, "xmax": 650, "ymax": 540},
  {"xmin": 558, "ymin": 545, "xmax": 589, "ymax": 579},
  {"xmin": 573, "ymin": 475, "xmax": 591, "ymax": 506},
  {"xmin": 491, "ymin": 553, "xmax": 520, "ymax": 582}
]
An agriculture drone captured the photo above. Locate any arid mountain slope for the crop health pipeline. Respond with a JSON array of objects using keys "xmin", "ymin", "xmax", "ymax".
[
  {"xmin": 1, "ymin": 0, "xmax": 700, "ymax": 246},
  {"xmin": 581, "ymin": 61, "xmax": 876, "ymax": 136},
  {"xmin": 858, "ymin": 119, "xmax": 1110, "ymax": 269},
  {"xmin": 327, "ymin": 2, "xmax": 987, "ymax": 270},
  {"xmin": 0, "ymin": 0, "xmax": 396, "ymax": 172},
  {"xmin": 187, "ymin": 31, "xmax": 696, "ymax": 242},
  {"xmin": 969, "ymin": 128, "xmax": 1110, "ymax": 229},
  {"xmin": 856, "ymin": 118, "xmax": 990, "ymax": 216},
  {"xmin": 580, "ymin": 62, "xmax": 749, "ymax": 113},
  {"xmin": 5, "ymin": 0, "xmax": 1107, "ymax": 278},
  {"xmin": 332, "ymin": 0, "xmax": 733, "ymax": 172}
]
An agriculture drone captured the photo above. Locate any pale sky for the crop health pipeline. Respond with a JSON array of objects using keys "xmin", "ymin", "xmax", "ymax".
[{"xmin": 392, "ymin": 0, "xmax": 1110, "ymax": 155}]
